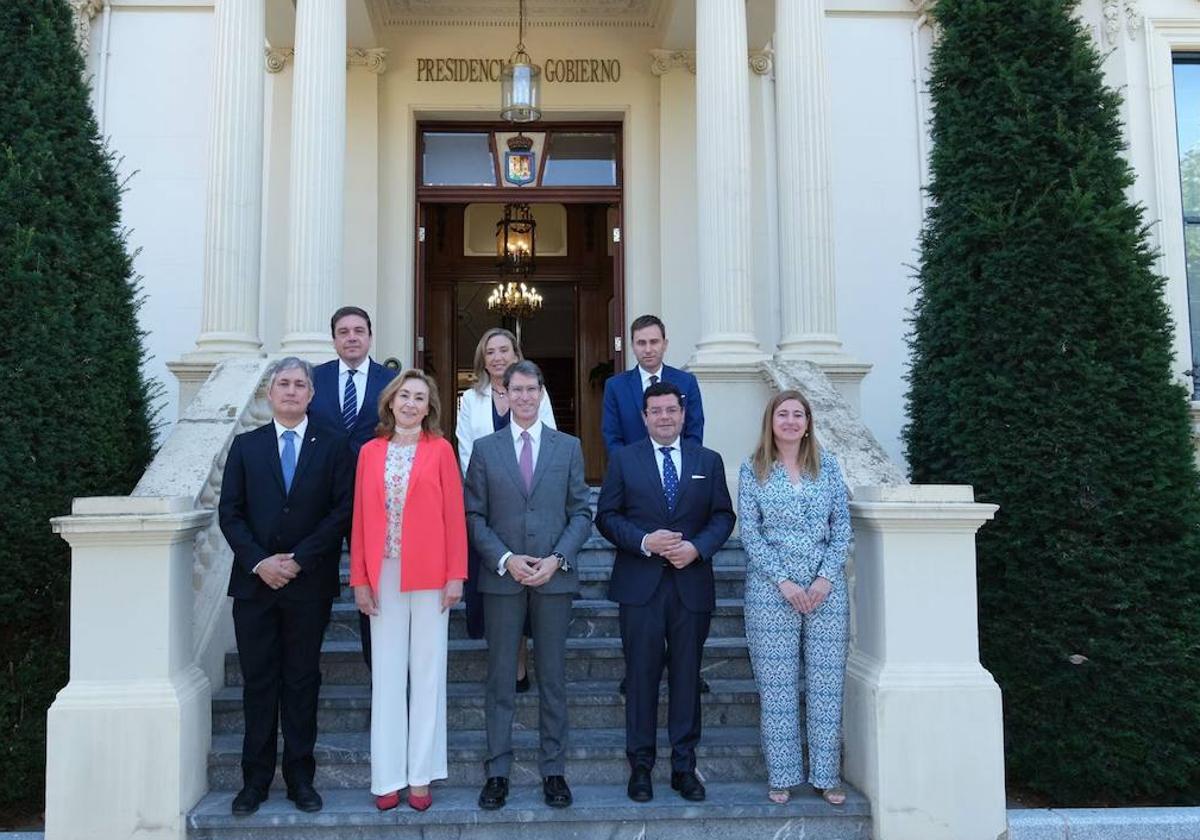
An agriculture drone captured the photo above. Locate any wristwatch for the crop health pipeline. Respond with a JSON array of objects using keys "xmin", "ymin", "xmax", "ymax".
[{"xmin": 551, "ymin": 551, "xmax": 571, "ymax": 572}]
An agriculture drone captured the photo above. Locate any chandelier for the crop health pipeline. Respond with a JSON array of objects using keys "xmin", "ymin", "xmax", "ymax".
[
  {"xmin": 487, "ymin": 281, "xmax": 543, "ymax": 320},
  {"xmin": 496, "ymin": 202, "xmax": 536, "ymax": 275},
  {"xmin": 499, "ymin": 0, "xmax": 541, "ymax": 122}
]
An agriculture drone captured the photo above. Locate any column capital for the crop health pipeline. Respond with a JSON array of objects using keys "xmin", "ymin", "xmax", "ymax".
[
  {"xmin": 266, "ymin": 46, "xmax": 391, "ymax": 74},
  {"xmin": 749, "ymin": 48, "xmax": 773, "ymax": 77},
  {"xmin": 1102, "ymin": 0, "xmax": 1143, "ymax": 44}
]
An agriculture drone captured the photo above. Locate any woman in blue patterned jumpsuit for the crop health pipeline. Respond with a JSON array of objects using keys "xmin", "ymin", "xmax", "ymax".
[{"xmin": 738, "ymin": 389, "xmax": 851, "ymax": 805}]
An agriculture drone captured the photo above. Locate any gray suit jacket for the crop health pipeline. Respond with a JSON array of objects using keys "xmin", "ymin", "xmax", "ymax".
[{"xmin": 464, "ymin": 425, "xmax": 592, "ymax": 596}]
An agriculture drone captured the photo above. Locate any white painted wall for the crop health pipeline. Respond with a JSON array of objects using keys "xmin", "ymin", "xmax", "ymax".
[{"xmin": 89, "ymin": 4, "xmax": 214, "ymax": 435}]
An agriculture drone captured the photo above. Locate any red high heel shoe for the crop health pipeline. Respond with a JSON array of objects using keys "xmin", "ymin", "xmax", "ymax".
[
  {"xmin": 408, "ymin": 789, "xmax": 433, "ymax": 812},
  {"xmin": 375, "ymin": 790, "xmax": 400, "ymax": 811}
]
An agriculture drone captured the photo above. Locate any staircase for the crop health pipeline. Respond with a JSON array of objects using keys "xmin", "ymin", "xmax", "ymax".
[{"xmin": 187, "ymin": 518, "xmax": 870, "ymax": 839}]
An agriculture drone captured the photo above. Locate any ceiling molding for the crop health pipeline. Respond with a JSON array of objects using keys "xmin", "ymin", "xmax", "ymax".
[{"xmin": 373, "ymin": 0, "xmax": 666, "ymax": 29}]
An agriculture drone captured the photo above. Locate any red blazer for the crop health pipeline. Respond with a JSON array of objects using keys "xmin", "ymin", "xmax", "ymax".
[{"xmin": 350, "ymin": 433, "xmax": 468, "ymax": 592}]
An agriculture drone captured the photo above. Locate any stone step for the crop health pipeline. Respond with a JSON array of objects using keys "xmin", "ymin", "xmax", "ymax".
[
  {"xmin": 224, "ymin": 637, "xmax": 755, "ymax": 686},
  {"xmin": 324, "ymin": 598, "xmax": 748, "ymax": 641},
  {"xmin": 188, "ymin": 782, "xmax": 870, "ymax": 840},
  {"xmin": 207, "ymin": 727, "xmax": 771, "ymax": 790},
  {"xmin": 189, "ymin": 783, "xmax": 868, "ymax": 839},
  {"xmin": 211, "ymin": 678, "xmax": 773, "ymax": 734}
]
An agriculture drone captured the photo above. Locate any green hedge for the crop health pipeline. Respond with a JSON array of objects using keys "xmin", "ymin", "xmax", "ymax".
[
  {"xmin": 0, "ymin": 1, "xmax": 155, "ymax": 809},
  {"xmin": 905, "ymin": 0, "xmax": 1200, "ymax": 803}
]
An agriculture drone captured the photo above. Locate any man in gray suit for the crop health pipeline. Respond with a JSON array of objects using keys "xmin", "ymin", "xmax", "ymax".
[{"xmin": 464, "ymin": 360, "xmax": 592, "ymax": 811}]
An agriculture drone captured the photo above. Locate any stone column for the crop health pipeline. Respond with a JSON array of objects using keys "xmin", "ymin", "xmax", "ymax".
[
  {"xmin": 189, "ymin": 0, "xmax": 265, "ymax": 359},
  {"xmin": 45, "ymin": 497, "xmax": 213, "ymax": 840},
  {"xmin": 844, "ymin": 485, "xmax": 1007, "ymax": 840},
  {"xmin": 281, "ymin": 0, "xmax": 347, "ymax": 355},
  {"xmin": 772, "ymin": 1, "xmax": 870, "ymax": 401},
  {"xmin": 690, "ymin": 0, "xmax": 767, "ymax": 366}
]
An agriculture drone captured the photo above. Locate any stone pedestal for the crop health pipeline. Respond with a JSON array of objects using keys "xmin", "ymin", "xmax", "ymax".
[
  {"xmin": 46, "ymin": 497, "xmax": 213, "ymax": 840},
  {"xmin": 843, "ymin": 485, "xmax": 1006, "ymax": 840}
]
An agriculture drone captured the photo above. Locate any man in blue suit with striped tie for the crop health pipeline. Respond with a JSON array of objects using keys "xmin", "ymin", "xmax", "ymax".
[
  {"xmin": 309, "ymin": 306, "xmax": 397, "ymax": 667},
  {"xmin": 602, "ymin": 315, "xmax": 704, "ymax": 455}
]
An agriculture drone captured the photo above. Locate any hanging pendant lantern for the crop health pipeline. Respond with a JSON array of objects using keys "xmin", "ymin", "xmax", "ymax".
[
  {"xmin": 496, "ymin": 202, "xmax": 536, "ymax": 275},
  {"xmin": 500, "ymin": 0, "xmax": 542, "ymax": 123}
]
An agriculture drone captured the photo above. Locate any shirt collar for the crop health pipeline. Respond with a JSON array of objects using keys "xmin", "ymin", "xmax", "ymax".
[
  {"xmin": 639, "ymin": 365, "xmax": 664, "ymax": 386},
  {"xmin": 653, "ymin": 436, "xmax": 681, "ymax": 453},
  {"xmin": 510, "ymin": 418, "xmax": 543, "ymax": 445},
  {"xmin": 274, "ymin": 416, "xmax": 308, "ymax": 440},
  {"xmin": 339, "ymin": 357, "xmax": 370, "ymax": 377}
]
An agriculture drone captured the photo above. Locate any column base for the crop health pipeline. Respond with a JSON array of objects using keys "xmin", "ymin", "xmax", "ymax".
[
  {"xmin": 45, "ymin": 668, "xmax": 211, "ymax": 840},
  {"xmin": 773, "ymin": 346, "xmax": 872, "ymax": 412},
  {"xmin": 683, "ymin": 362, "xmax": 772, "ymax": 491},
  {"xmin": 279, "ymin": 332, "xmax": 336, "ymax": 360}
]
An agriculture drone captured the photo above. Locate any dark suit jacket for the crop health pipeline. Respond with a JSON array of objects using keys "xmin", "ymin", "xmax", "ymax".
[
  {"xmin": 596, "ymin": 438, "xmax": 735, "ymax": 613},
  {"xmin": 309, "ymin": 358, "xmax": 398, "ymax": 452},
  {"xmin": 601, "ymin": 365, "xmax": 705, "ymax": 454},
  {"xmin": 464, "ymin": 425, "xmax": 593, "ymax": 597},
  {"xmin": 219, "ymin": 421, "xmax": 354, "ymax": 601}
]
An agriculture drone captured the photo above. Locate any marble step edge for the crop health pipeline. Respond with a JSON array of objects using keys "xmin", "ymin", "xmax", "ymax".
[
  {"xmin": 226, "ymin": 636, "xmax": 753, "ymax": 662},
  {"xmin": 207, "ymin": 726, "xmax": 768, "ymax": 765},
  {"xmin": 339, "ymin": 534, "xmax": 746, "ymax": 558},
  {"xmin": 212, "ymin": 678, "xmax": 770, "ymax": 709},
  {"xmin": 188, "ymin": 782, "xmax": 869, "ymax": 830},
  {"xmin": 327, "ymin": 597, "xmax": 747, "ymax": 619}
]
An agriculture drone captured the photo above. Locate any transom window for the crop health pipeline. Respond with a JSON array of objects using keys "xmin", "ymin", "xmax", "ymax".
[{"xmin": 419, "ymin": 126, "xmax": 621, "ymax": 189}]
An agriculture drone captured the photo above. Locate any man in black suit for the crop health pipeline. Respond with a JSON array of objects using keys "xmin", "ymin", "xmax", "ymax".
[
  {"xmin": 308, "ymin": 306, "xmax": 397, "ymax": 667},
  {"xmin": 596, "ymin": 381, "xmax": 735, "ymax": 804},
  {"xmin": 219, "ymin": 357, "xmax": 353, "ymax": 816}
]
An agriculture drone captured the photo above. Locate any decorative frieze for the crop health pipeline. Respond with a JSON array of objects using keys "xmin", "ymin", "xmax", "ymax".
[
  {"xmin": 265, "ymin": 47, "xmax": 389, "ymax": 74},
  {"xmin": 70, "ymin": 0, "xmax": 103, "ymax": 54}
]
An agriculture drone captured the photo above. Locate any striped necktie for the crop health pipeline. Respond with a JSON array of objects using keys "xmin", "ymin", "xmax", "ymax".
[{"xmin": 342, "ymin": 369, "xmax": 358, "ymax": 430}]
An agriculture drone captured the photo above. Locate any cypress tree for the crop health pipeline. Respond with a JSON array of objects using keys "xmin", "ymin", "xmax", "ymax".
[
  {"xmin": 0, "ymin": 1, "xmax": 156, "ymax": 809},
  {"xmin": 905, "ymin": 0, "xmax": 1200, "ymax": 802}
]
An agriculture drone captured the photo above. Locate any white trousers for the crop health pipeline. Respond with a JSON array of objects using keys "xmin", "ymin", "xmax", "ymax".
[{"xmin": 369, "ymin": 557, "xmax": 449, "ymax": 794}]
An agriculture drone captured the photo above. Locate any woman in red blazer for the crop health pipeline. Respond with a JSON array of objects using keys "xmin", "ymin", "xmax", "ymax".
[{"xmin": 350, "ymin": 369, "xmax": 467, "ymax": 812}]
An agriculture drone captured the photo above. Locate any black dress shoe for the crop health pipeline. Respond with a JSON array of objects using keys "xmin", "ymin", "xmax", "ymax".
[
  {"xmin": 516, "ymin": 672, "xmax": 531, "ymax": 693},
  {"xmin": 671, "ymin": 770, "xmax": 706, "ymax": 802},
  {"xmin": 231, "ymin": 786, "xmax": 266, "ymax": 816},
  {"xmin": 627, "ymin": 766, "xmax": 653, "ymax": 802},
  {"xmin": 287, "ymin": 782, "xmax": 323, "ymax": 813},
  {"xmin": 543, "ymin": 775, "xmax": 573, "ymax": 808},
  {"xmin": 479, "ymin": 776, "xmax": 509, "ymax": 810}
]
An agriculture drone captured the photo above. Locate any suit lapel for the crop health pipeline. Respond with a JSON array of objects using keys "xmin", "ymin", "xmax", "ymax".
[
  {"xmin": 259, "ymin": 423, "xmax": 287, "ymax": 496},
  {"xmin": 637, "ymin": 439, "xmax": 671, "ymax": 519},
  {"xmin": 673, "ymin": 442, "xmax": 696, "ymax": 510},
  {"xmin": 320, "ymin": 363, "xmax": 342, "ymax": 423},
  {"xmin": 625, "ymin": 369, "xmax": 643, "ymax": 428},
  {"xmin": 288, "ymin": 428, "xmax": 321, "ymax": 496},
  {"xmin": 529, "ymin": 428, "xmax": 558, "ymax": 496}
]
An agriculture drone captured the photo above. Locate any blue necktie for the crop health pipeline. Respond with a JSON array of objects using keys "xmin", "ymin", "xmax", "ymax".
[
  {"xmin": 660, "ymin": 445, "xmax": 678, "ymax": 511},
  {"xmin": 342, "ymin": 370, "xmax": 358, "ymax": 430},
  {"xmin": 281, "ymin": 430, "xmax": 297, "ymax": 493}
]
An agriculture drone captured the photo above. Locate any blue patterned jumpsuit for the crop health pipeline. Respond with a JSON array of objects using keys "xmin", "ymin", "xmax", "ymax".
[{"xmin": 738, "ymin": 451, "xmax": 851, "ymax": 790}]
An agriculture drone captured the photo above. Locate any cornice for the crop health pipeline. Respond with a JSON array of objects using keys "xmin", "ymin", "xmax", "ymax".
[
  {"xmin": 265, "ymin": 47, "xmax": 390, "ymax": 75},
  {"xmin": 650, "ymin": 49, "xmax": 773, "ymax": 78},
  {"xmin": 70, "ymin": 0, "xmax": 104, "ymax": 54},
  {"xmin": 375, "ymin": 0, "xmax": 665, "ymax": 29}
]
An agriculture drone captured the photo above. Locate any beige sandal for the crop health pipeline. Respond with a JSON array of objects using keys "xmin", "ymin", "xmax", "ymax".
[
  {"xmin": 767, "ymin": 788, "xmax": 790, "ymax": 804},
  {"xmin": 818, "ymin": 786, "xmax": 846, "ymax": 806}
]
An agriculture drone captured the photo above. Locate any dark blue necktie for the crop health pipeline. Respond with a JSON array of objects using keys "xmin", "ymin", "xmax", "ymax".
[
  {"xmin": 660, "ymin": 445, "xmax": 678, "ymax": 510},
  {"xmin": 281, "ymin": 430, "xmax": 297, "ymax": 493},
  {"xmin": 342, "ymin": 369, "xmax": 358, "ymax": 430}
]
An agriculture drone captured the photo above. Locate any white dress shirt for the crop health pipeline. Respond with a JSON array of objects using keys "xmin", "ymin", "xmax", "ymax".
[
  {"xmin": 498, "ymin": 419, "xmax": 545, "ymax": 575},
  {"xmin": 638, "ymin": 365, "xmax": 665, "ymax": 392},
  {"xmin": 273, "ymin": 416, "xmax": 309, "ymax": 460},
  {"xmin": 339, "ymin": 358, "xmax": 371, "ymax": 416},
  {"xmin": 640, "ymin": 436, "xmax": 681, "ymax": 556}
]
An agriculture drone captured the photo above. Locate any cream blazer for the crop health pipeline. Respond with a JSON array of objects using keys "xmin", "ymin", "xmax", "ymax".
[{"xmin": 456, "ymin": 382, "xmax": 557, "ymax": 476}]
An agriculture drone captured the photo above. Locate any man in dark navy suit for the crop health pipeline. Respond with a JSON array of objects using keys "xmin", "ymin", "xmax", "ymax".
[
  {"xmin": 596, "ymin": 381, "xmax": 735, "ymax": 804},
  {"xmin": 601, "ymin": 314, "xmax": 704, "ymax": 454},
  {"xmin": 309, "ymin": 306, "xmax": 398, "ymax": 451},
  {"xmin": 219, "ymin": 357, "xmax": 353, "ymax": 817},
  {"xmin": 308, "ymin": 306, "xmax": 397, "ymax": 666}
]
